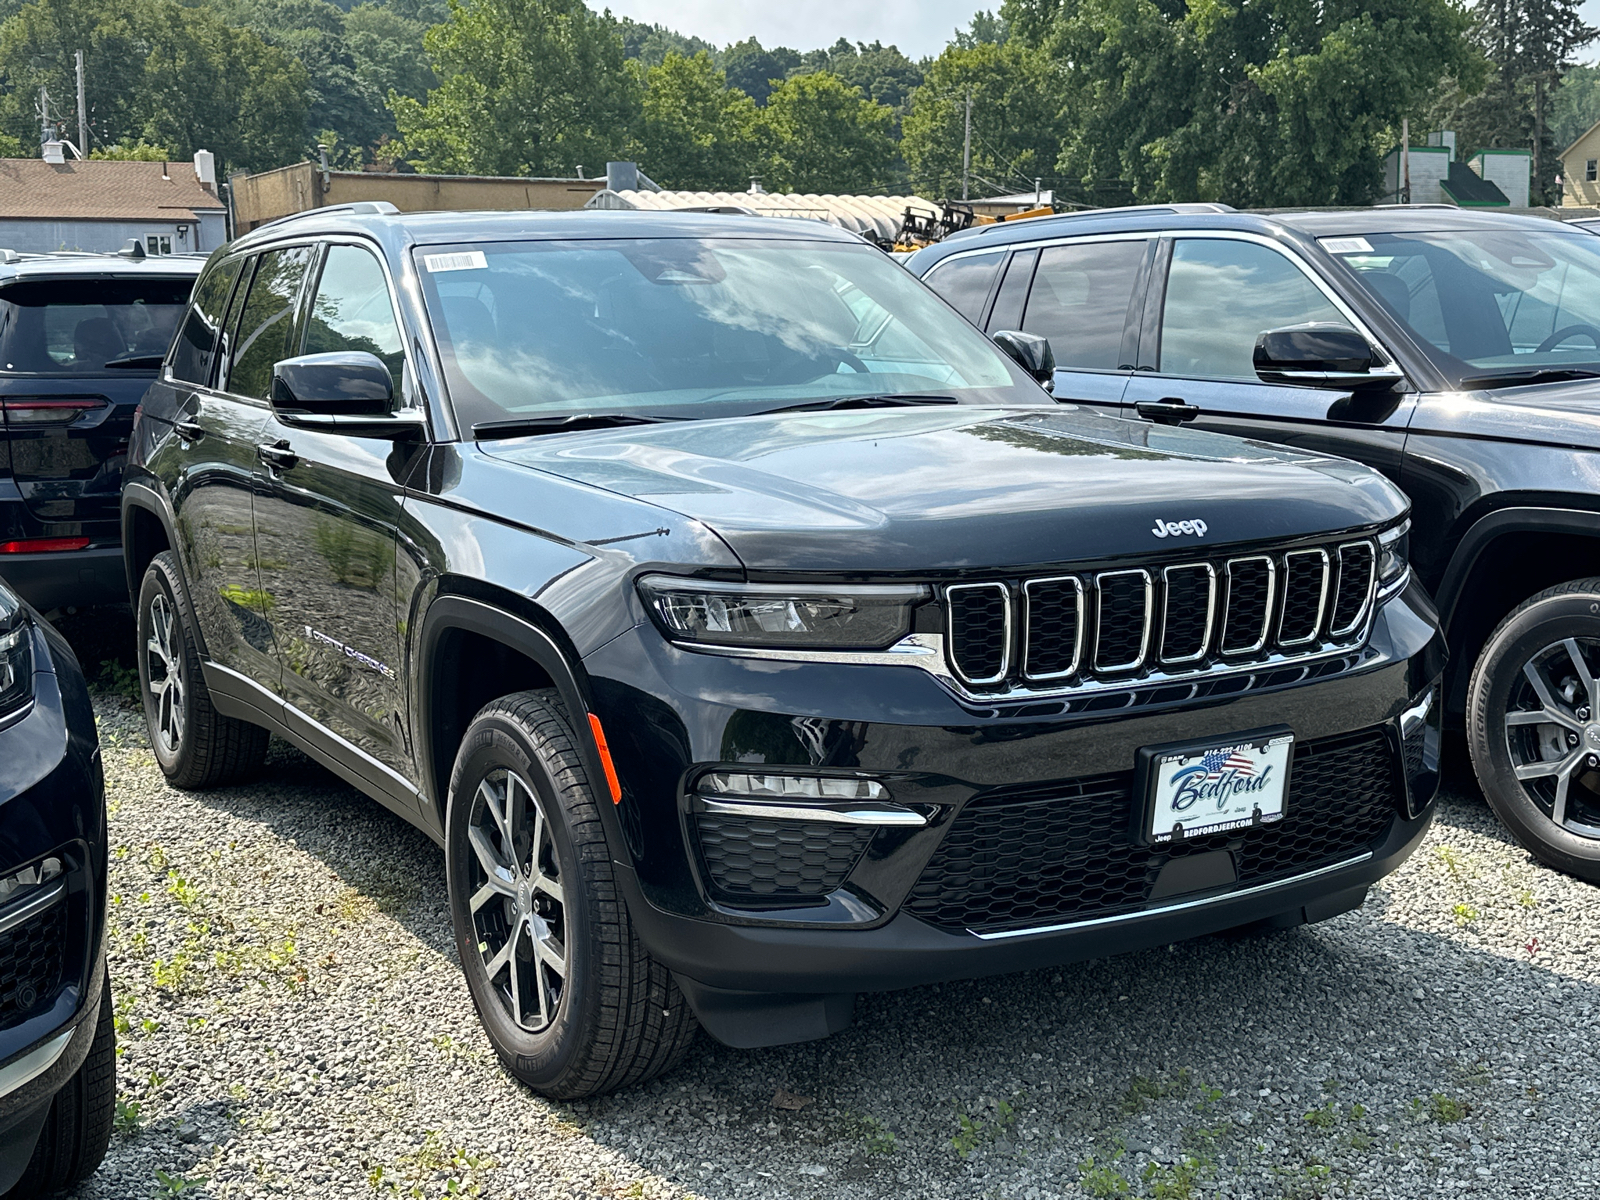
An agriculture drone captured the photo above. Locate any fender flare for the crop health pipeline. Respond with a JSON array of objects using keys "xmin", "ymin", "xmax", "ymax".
[
  {"xmin": 1434, "ymin": 506, "xmax": 1600, "ymax": 637},
  {"xmin": 119, "ymin": 481, "xmax": 210, "ymax": 660}
]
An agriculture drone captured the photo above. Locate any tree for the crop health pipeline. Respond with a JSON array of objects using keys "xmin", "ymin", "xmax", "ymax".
[
  {"xmin": 1457, "ymin": 0, "xmax": 1596, "ymax": 203},
  {"xmin": 344, "ymin": 3, "xmax": 436, "ymax": 131},
  {"xmin": 630, "ymin": 52, "xmax": 756, "ymax": 190},
  {"xmin": 390, "ymin": 0, "xmax": 638, "ymax": 177},
  {"xmin": 955, "ymin": 10, "xmax": 1010, "ymax": 49},
  {"xmin": 756, "ymin": 72, "xmax": 896, "ymax": 193},
  {"xmin": 902, "ymin": 40, "xmax": 1061, "ymax": 201},
  {"xmin": 1552, "ymin": 64, "xmax": 1600, "ymax": 153},
  {"xmin": 722, "ymin": 37, "xmax": 801, "ymax": 106},
  {"xmin": 616, "ymin": 16, "xmax": 713, "ymax": 66},
  {"xmin": 794, "ymin": 38, "xmax": 923, "ymax": 114},
  {"xmin": 1036, "ymin": 0, "xmax": 1483, "ymax": 207},
  {"xmin": 90, "ymin": 138, "xmax": 173, "ymax": 159}
]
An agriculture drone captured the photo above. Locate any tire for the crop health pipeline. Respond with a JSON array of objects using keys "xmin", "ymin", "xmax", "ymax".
[
  {"xmin": 3, "ymin": 969, "xmax": 115, "ymax": 1197},
  {"xmin": 1467, "ymin": 578, "xmax": 1600, "ymax": 884},
  {"xmin": 444, "ymin": 690, "xmax": 698, "ymax": 1098},
  {"xmin": 136, "ymin": 551, "xmax": 267, "ymax": 789}
]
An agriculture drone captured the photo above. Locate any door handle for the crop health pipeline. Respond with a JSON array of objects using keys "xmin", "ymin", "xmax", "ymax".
[
  {"xmin": 174, "ymin": 420, "xmax": 206, "ymax": 442},
  {"xmin": 256, "ymin": 440, "xmax": 298, "ymax": 470},
  {"xmin": 1134, "ymin": 398, "xmax": 1201, "ymax": 425}
]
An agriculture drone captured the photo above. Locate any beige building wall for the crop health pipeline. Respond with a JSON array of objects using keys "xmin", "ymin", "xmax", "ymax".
[
  {"xmin": 1561, "ymin": 123, "xmax": 1600, "ymax": 207},
  {"xmin": 230, "ymin": 162, "xmax": 602, "ymax": 230}
]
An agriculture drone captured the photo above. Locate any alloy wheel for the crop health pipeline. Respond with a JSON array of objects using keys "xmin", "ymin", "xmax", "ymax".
[
  {"xmin": 144, "ymin": 593, "xmax": 186, "ymax": 755},
  {"xmin": 1503, "ymin": 636, "xmax": 1600, "ymax": 839},
  {"xmin": 466, "ymin": 767, "xmax": 568, "ymax": 1033}
]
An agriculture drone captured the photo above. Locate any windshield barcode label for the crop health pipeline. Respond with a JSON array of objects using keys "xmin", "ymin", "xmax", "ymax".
[
  {"xmin": 423, "ymin": 251, "xmax": 487, "ymax": 273},
  {"xmin": 1318, "ymin": 236, "xmax": 1373, "ymax": 255}
]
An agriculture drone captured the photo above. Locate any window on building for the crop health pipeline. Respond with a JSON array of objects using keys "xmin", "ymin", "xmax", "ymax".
[{"xmin": 1586, "ymin": 159, "xmax": 1596, "ymax": 182}]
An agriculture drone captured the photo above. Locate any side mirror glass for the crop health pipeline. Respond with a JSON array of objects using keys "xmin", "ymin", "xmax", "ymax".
[
  {"xmin": 991, "ymin": 329, "xmax": 1056, "ymax": 391},
  {"xmin": 1253, "ymin": 324, "xmax": 1400, "ymax": 388},
  {"xmin": 271, "ymin": 351, "xmax": 394, "ymax": 417}
]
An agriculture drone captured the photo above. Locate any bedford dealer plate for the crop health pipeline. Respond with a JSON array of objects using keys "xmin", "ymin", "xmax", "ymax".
[{"xmin": 1139, "ymin": 727, "xmax": 1294, "ymax": 844}]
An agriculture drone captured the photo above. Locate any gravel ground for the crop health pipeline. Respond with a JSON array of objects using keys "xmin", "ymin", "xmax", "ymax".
[{"xmin": 61, "ymin": 685, "xmax": 1600, "ymax": 1200}]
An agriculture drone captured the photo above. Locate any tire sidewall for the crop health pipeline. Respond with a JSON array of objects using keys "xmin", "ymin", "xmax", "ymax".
[
  {"xmin": 445, "ymin": 712, "xmax": 599, "ymax": 1089},
  {"xmin": 1469, "ymin": 590, "xmax": 1600, "ymax": 874},
  {"xmin": 135, "ymin": 555, "xmax": 195, "ymax": 777}
]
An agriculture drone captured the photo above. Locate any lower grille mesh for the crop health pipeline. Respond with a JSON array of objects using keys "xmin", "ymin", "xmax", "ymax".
[
  {"xmin": 905, "ymin": 727, "xmax": 1401, "ymax": 933},
  {"xmin": 0, "ymin": 898, "xmax": 65, "ymax": 1029},
  {"xmin": 694, "ymin": 813, "xmax": 872, "ymax": 900}
]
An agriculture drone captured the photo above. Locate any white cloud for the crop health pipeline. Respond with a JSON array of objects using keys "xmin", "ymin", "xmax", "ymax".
[{"xmin": 601, "ymin": 0, "xmax": 980, "ymax": 60}]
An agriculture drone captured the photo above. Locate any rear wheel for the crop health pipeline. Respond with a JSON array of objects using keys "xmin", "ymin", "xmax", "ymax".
[
  {"xmin": 136, "ymin": 551, "xmax": 267, "ymax": 789},
  {"xmin": 444, "ymin": 690, "xmax": 698, "ymax": 1098},
  {"xmin": 1467, "ymin": 579, "xmax": 1600, "ymax": 883}
]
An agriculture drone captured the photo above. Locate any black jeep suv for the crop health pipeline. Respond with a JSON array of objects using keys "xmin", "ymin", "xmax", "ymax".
[
  {"xmin": 122, "ymin": 206, "xmax": 1443, "ymax": 1097},
  {"xmin": 911, "ymin": 205, "xmax": 1600, "ymax": 883},
  {"xmin": 0, "ymin": 248, "xmax": 201, "ymax": 612}
]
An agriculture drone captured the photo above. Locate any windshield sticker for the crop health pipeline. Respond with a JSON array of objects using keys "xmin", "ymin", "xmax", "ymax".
[
  {"xmin": 1319, "ymin": 236, "xmax": 1373, "ymax": 255},
  {"xmin": 423, "ymin": 251, "xmax": 488, "ymax": 273}
]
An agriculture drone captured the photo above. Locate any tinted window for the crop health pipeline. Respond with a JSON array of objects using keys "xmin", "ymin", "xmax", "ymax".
[
  {"xmin": 169, "ymin": 257, "xmax": 241, "ymax": 384},
  {"xmin": 303, "ymin": 245, "xmax": 406, "ymax": 390},
  {"xmin": 922, "ymin": 250, "xmax": 1005, "ymax": 323},
  {"xmin": 1023, "ymin": 240, "xmax": 1146, "ymax": 371},
  {"xmin": 0, "ymin": 278, "xmax": 192, "ymax": 375},
  {"xmin": 225, "ymin": 246, "xmax": 312, "ymax": 399},
  {"xmin": 987, "ymin": 248, "xmax": 1037, "ymax": 332},
  {"xmin": 1161, "ymin": 239, "xmax": 1350, "ymax": 379}
]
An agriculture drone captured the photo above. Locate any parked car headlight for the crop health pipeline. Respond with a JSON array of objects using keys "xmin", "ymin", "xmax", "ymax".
[
  {"xmin": 1377, "ymin": 519, "xmax": 1410, "ymax": 599},
  {"xmin": 0, "ymin": 610, "xmax": 34, "ymax": 719},
  {"xmin": 638, "ymin": 576, "xmax": 929, "ymax": 650}
]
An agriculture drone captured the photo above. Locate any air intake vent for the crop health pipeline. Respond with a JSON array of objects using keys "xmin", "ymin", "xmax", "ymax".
[
  {"xmin": 946, "ymin": 583, "xmax": 1010, "ymax": 684},
  {"xmin": 1094, "ymin": 571, "xmax": 1151, "ymax": 671},
  {"xmin": 1160, "ymin": 564, "xmax": 1214, "ymax": 664},
  {"xmin": 1023, "ymin": 577, "xmax": 1082, "ymax": 680},
  {"xmin": 1278, "ymin": 549, "xmax": 1329, "ymax": 646},
  {"xmin": 1220, "ymin": 557, "xmax": 1274, "ymax": 654},
  {"xmin": 1329, "ymin": 542, "xmax": 1375, "ymax": 636}
]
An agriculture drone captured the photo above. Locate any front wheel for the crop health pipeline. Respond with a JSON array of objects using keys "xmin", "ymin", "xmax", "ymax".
[
  {"xmin": 444, "ymin": 690, "xmax": 698, "ymax": 1098},
  {"xmin": 1467, "ymin": 579, "xmax": 1600, "ymax": 883}
]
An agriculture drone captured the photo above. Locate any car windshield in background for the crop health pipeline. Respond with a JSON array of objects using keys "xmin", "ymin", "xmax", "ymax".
[
  {"xmin": 1322, "ymin": 228, "xmax": 1600, "ymax": 388},
  {"xmin": 413, "ymin": 237, "xmax": 1031, "ymax": 430},
  {"xmin": 0, "ymin": 278, "xmax": 192, "ymax": 374}
]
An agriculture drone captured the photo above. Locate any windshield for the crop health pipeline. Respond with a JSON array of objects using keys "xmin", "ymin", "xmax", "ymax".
[
  {"xmin": 1321, "ymin": 228, "xmax": 1600, "ymax": 387},
  {"xmin": 0, "ymin": 278, "xmax": 192, "ymax": 374},
  {"xmin": 413, "ymin": 237, "xmax": 1034, "ymax": 429}
]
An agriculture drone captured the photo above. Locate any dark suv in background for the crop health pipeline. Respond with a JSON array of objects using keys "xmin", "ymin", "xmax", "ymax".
[
  {"xmin": 0, "ymin": 248, "xmax": 201, "ymax": 612},
  {"xmin": 123, "ymin": 206, "xmax": 1442, "ymax": 1097},
  {"xmin": 911, "ymin": 205, "xmax": 1600, "ymax": 883}
]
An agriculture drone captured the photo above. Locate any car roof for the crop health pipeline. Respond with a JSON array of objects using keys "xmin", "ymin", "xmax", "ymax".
[
  {"xmin": 0, "ymin": 250, "xmax": 206, "ymax": 284},
  {"xmin": 230, "ymin": 205, "xmax": 867, "ymax": 254}
]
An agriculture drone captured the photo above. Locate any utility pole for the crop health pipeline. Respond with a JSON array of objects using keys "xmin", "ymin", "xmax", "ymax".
[
  {"xmin": 961, "ymin": 87, "xmax": 972, "ymax": 202},
  {"xmin": 38, "ymin": 84, "xmax": 50, "ymax": 151},
  {"xmin": 1534, "ymin": 74, "xmax": 1544, "ymax": 206},
  {"xmin": 1401, "ymin": 117, "xmax": 1411, "ymax": 204},
  {"xmin": 75, "ymin": 51, "xmax": 86, "ymax": 157}
]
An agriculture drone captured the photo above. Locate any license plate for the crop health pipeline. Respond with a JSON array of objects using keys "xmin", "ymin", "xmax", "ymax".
[{"xmin": 1140, "ymin": 728, "xmax": 1293, "ymax": 844}]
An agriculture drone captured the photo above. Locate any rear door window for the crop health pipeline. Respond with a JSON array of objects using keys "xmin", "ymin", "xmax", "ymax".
[
  {"xmin": 170, "ymin": 257, "xmax": 242, "ymax": 385},
  {"xmin": 0, "ymin": 278, "xmax": 193, "ymax": 374},
  {"xmin": 1021, "ymin": 240, "xmax": 1147, "ymax": 371},
  {"xmin": 921, "ymin": 250, "xmax": 1006, "ymax": 324},
  {"xmin": 224, "ymin": 246, "xmax": 313, "ymax": 399}
]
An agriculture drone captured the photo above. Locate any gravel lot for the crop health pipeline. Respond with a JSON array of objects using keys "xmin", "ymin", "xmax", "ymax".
[{"xmin": 58, "ymin": 659, "xmax": 1600, "ymax": 1199}]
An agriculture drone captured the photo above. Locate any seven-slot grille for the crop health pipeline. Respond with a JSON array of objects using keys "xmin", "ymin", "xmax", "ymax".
[{"xmin": 946, "ymin": 537, "xmax": 1377, "ymax": 691}]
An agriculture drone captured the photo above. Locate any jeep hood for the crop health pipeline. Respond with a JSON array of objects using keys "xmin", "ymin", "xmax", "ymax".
[{"xmin": 481, "ymin": 406, "xmax": 1407, "ymax": 573}]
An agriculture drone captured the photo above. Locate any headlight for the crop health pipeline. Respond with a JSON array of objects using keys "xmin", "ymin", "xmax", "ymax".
[
  {"xmin": 0, "ymin": 612, "xmax": 34, "ymax": 719},
  {"xmin": 638, "ymin": 576, "xmax": 929, "ymax": 650},
  {"xmin": 1377, "ymin": 519, "xmax": 1410, "ymax": 599}
]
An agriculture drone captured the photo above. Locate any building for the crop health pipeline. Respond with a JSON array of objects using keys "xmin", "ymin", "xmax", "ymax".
[
  {"xmin": 0, "ymin": 152, "xmax": 226, "ymax": 255},
  {"xmin": 1469, "ymin": 149, "xmax": 1530, "ymax": 208},
  {"xmin": 1561, "ymin": 121, "xmax": 1600, "ymax": 207},
  {"xmin": 229, "ymin": 161, "xmax": 603, "ymax": 231},
  {"xmin": 1380, "ymin": 139, "xmax": 1514, "ymax": 208}
]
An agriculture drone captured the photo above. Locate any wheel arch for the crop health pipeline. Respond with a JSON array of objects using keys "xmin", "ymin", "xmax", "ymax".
[
  {"xmin": 1435, "ymin": 506, "xmax": 1600, "ymax": 719},
  {"xmin": 119, "ymin": 482, "xmax": 212, "ymax": 662}
]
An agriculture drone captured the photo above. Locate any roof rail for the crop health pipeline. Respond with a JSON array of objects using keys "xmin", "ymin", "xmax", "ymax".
[
  {"xmin": 250, "ymin": 200, "xmax": 401, "ymax": 234},
  {"xmin": 0, "ymin": 249, "xmax": 18, "ymax": 265},
  {"xmin": 948, "ymin": 201, "xmax": 1238, "ymax": 242}
]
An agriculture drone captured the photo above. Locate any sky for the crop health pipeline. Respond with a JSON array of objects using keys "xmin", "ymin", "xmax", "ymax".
[{"xmin": 601, "ymin": 0, "xmax": 982, "ymax": 59}]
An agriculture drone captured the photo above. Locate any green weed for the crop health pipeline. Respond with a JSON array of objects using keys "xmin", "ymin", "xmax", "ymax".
[
  {"xmin": 151, "ymin": 1168, "xmax": 205, "ymax": 1197},
  {"xmin": 114, "ymin": 1097, "xmax": 143, "ymax": 1135},
  {"xmin": 1077, "ymin": 1152, "xmax": 1131, "ymax": 1197}
]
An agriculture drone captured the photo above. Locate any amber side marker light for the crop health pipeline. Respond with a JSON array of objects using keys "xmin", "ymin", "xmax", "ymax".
[
  {"xmin": 0, "ymin": 537, "xmax": 91, "ymax": 554},
  {"xmin": 587, "ymin": 713, "xmax": 623, "ymax": 804}
]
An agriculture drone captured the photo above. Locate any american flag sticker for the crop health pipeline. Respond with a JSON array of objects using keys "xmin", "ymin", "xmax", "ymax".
[{"xmin": 1148, "ymin": 734, "xmax": 1292, "ymax": 843}]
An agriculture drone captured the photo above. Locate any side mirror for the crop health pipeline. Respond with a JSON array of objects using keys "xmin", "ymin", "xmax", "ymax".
[
  {"xmin": 1253, "ymin": 324, "xmax": 1401, "ymax": 388},
  {"xmin": 991, "ymin": 329, "xmax": 1056, "ymax": 391},
  {"xmin": 271, "ymin": 351, "xmax": 394, "ymax": 417}
]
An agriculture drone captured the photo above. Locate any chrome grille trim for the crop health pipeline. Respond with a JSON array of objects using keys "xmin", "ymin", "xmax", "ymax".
[
  {"xmin": 1278, "ymin": 548, "xmax": 1330, "ymax": 648},
  {"xmin": 1159, "ymin": 562, "xmax": 1216, "ymax": 665},
  {"xmin": 944, "ymin": 582, "xmax": 1012, "ymax": 685},
  {"xmin": 1093, "ymin": 569, "xmax": 1152, "ymax": 672},
  {"xmin": 1329, "ymin": 540, "xmax": 1378, "ymax": 638},
  {"xmin": 1220, "ymin": 556, "xmax": 1276, "ymax": 656},
  {"xmin": 1022, "ymin": 575, "xmax": 1084, "ymax": 681}
]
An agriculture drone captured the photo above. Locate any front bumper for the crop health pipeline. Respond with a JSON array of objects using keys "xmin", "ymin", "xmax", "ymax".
[{"xmin": 584, "ymin": 580, "xmax": 1444, "ymax": 1042}]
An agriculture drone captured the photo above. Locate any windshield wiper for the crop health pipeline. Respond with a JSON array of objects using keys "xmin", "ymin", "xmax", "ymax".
[
  {"xmin": 103, "ymin": 354, "xmax": 165, "ymax": 370},
  {"xmin": 1458, "ymin": 367, "xmax": 1600, "ymax": 390},
  {"xmin": 472, "ymin": 413, "xmax": 674, "ymax": 439},
  {"xmin": 752, "ymin": 394, "xmax": 960, "ymax": 416}
]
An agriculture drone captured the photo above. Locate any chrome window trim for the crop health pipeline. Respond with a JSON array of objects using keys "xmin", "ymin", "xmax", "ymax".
[
  {"xmin": 1022, "ymin": 575, "xmax": 1084, "ymax": 681},
  {"xmin": 1220, "ymin": 556, "xmax": 1276, "ymax": 655},
  {"xmin": 1093, "ymin": 569, "xmax": 1153, "ymax": 672},
  {"xmin": 1278, "ymin": 548, "xmax": 1330, "ymax": 648},
  {"xmin": 944, "ymin": 582, "xmax": 1012, "ymax": 685},
  {"xmin": 1159, "ymin": 562, "xmax": 1216, "ymax": 665},
  {"xmin": 693, "ymin": 797, "xmax": 928, "ymax": 828},
  {"xmin": 1329, "ymin": 539, "xmax": 1379, "ymax": 638}
]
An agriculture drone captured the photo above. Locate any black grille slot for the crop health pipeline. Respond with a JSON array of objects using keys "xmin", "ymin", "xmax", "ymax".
[
  {"xmin": 1095, "ymin": 571, "xmax": 1149, "ymax": 670},
  {"xmin": 1330, "ymin": 543, "xmax": 1375, "ymax": 636},
  {"xmin": 904, "ymin": 728, "xmax": 1401, "ymax": 933},
  {"xmin": 0, "ymin": 897, "xmax": 65, "ymax": 1029},
  {"xmin": 1278, "ymin": 551, "xmax": 1328, "ymax": 645},
  {"xmin": 947, "ymin": 584, "xmax": 1009, "ymax": 683},
  {"xmin": 1024, "ymin": 578, "xmax": 1082, "ymax": 679},
  {"xmin": 694, "ymin": 813, "xmax": 871, "ymax": 900},
  {"xmin": 1221, "ymin": 558, "xmax": 1272, "ymax": 653},
  {"xmin": 1160, "ymin": 565, "xmax": 1213, "ymax": 663}
]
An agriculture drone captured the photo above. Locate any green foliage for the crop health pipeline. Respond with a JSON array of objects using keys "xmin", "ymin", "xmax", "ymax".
[
  {"xmin": 152, "ymin": 1168, "xmax": 206, "ymax": 1197},
  {"xmin": 90, "ymin": 139, "xmax": 174, "ymax": 160},
  {"xmin": 722, "ymin": 37, "xmax": 801, "ymax": 106},
  {"xmin": 756, "ymin": 71, "xmax": 897, "ymax": 193},
  {"xmin": 630, "ymin": 51, "xmax": 756, "ymax": 190},
  {"xmin": 1078, "ymin": 1152, "xmax": 1132, "ymax": 1197},
  {"xmin": 794, "ymin": 38, "xmax": 924, "ymax": 115},
  {"xmin": 114, "ymin": 1097, "xmax": 144, "ymax": 1135},
  {"xmin": 617, "ymin": 15, "xmax": 712, "ymax": 67},
  {"xmin": 1553, "ymin": 63, "xmax": 1600, "ymax": 151}
]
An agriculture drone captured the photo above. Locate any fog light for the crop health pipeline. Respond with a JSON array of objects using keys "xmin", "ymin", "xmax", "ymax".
[{"xmin": 693, "ymin": 771, "xmax": 925, "ymax": 827}]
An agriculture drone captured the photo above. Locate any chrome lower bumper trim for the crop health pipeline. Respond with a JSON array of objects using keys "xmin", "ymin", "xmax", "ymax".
[
  {"xmin": 695, "ymin": 797, "xmax": 928, "ymax": 827},
  {"xmin": 0, "ymin": 1028, "xmax": 73, "ymax": 1100},
  {"xmin": 969, "ymin": 852, "xmax": 1373, "ymax": 940}
]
